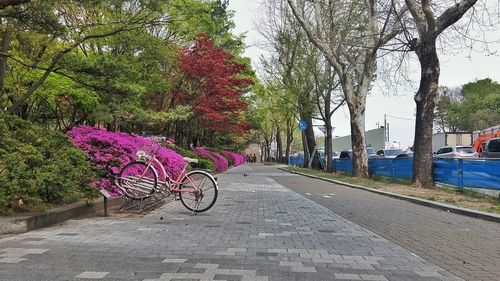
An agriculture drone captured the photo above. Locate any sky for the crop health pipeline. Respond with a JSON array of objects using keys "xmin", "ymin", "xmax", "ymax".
[{"xmin": 228, "ymin": 0, "xmax": 500, "ymax": 148}]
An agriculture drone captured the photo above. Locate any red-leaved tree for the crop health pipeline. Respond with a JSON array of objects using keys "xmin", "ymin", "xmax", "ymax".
[{"xmin": 174, "ymin": 34, "xmax": 253, "ymax": 139}]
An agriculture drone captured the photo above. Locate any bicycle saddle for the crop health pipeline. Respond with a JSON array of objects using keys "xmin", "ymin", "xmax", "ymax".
[{"xmin": 183, "ymin": 157, "xmax": 199, "ymax": 163}]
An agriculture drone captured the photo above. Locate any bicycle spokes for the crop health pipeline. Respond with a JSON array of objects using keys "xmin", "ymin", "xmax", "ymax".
[{"xmin": 179, "ymin": 171, "xmax": 218, "ymax": 213}]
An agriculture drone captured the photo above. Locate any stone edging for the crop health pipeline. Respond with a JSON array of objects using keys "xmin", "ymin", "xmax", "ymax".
[
  {"xmin": 279, "ymin": 168, "xmax": 500, "ymax": 223},
  {"xmin": 0, "ymin": 197, "xmax": 122, "ymax": 234}
]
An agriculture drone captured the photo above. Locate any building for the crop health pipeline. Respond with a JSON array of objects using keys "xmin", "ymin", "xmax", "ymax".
[{"xmin": 332, "ymin": 128, "xmax": 386, "ymax": 152}]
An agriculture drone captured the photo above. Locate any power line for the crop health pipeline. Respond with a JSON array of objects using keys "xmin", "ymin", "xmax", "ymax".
[{"xmin": 385, "ymin": 114, "xmax": 415, "ymax": 122}]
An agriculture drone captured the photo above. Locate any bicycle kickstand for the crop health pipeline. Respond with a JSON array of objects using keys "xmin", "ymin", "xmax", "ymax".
[{"xmin": 191, "ymin": 200, "xmax": 201, "ymax": 216}]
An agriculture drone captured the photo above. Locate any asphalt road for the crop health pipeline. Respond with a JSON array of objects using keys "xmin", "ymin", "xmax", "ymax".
[{"xmin": 255, "ymin": 165, "xmax": 500, "ymax": 281}]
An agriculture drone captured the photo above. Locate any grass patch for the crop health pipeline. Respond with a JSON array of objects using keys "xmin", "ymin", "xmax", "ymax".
[
  {"xmin": 286, "ymin": 166, "xmax": 408, "ymax": 189},
  {"xmin": 285, "ymin": 166, "xmax": 500, "ymax": 215}
]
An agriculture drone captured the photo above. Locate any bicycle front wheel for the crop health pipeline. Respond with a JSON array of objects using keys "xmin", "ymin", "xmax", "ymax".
[
  {"xmin": 118, "ymin": 161, "xmax": 158, "ymax": 200},
  {"xmin": 179, "ymin": 171, "xmax": 218, "ymax": 213}
]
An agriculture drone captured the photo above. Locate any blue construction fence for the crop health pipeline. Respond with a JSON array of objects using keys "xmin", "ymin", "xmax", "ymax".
[
  {"xmin": 288, "ymin": 156, "xmax": 500, "ymax": 191},
  {"xmin": 289, "ymin": 156, "xmax": 327, "ymax": 168}
]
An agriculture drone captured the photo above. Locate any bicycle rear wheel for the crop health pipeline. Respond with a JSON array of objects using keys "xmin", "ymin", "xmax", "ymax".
[
  {"xmin": 118, "ymin": 161, "xmax": 158, "ymax": 200},
  {"xmin": 179, "ymin": 171, "xmax": 218, "ymax": 213}
]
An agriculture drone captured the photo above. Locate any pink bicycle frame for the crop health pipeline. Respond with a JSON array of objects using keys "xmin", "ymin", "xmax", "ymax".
[{"xmin": 145, "ymin": 155, "xmax": 199, "ymax": 193}]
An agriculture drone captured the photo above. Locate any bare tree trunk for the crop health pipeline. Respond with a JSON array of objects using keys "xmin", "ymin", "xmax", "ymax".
[
  {"xmin": 276, "ymin": 127, "xmax": 283, "ymax": 163},
  {"xmin": 0, "ymin": 28, "xmax": 10, "ymax": 108},
  {"xmin": 348, "ymin": 100, "xmax": 369, "ymax": 178},
  {"xmin": 284, "ymin": 119, "xmax": 293, "ymax": 164},
  {"xmin": 265, "ymin": 138, "xmax": 272, "ymax": 162},
  {"xmin": 304, "ymin": 115, "xmax": 320, "ymax": 169},
  {"xmin": 412, "ymin": 38, "xmax": 439, "ymax": 188},
  {"xmin": 301, "ymin": 129, "xmax": 309, "ymax": 168},
  {"xmin": 325, "ymin": 121, "xmax": 333, "ymax": 173}
]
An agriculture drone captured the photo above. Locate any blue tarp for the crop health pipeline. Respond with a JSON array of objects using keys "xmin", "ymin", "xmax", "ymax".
[
  {"xmin": 298, "ymin": 157, "xmax": 500, "ymax": 191},
  {"xmin": 333, "ymin": 159, "xmax": 353, "ymax": 174},
  {"xmin": 368, "ymin": 158, "xmax": 414, "ymax": 179},
  {"xmin": 288, "ymin": 156, "xmax": 327, "ymax": 169},
  {"xmin": 433, "ymin": 159, "xmax": 461, "ymax": 187},
  {"xmin": 289, "ymin": 156, "xmax": 304, "ymax": 167},
  {"xmin": 434, "ymin": 158, "xmax": 500, "ymax": 190}
]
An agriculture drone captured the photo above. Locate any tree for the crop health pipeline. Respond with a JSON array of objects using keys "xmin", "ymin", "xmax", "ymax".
[
  {"xmin": 433, "ymin": 86, "xmax": 461, "ymax": 132},
  {"xmin": 443, "ymin": 79, "xmax": 500, "ymax": 131},
  {"xmin": 174, "ymin": 34, "xmax": 253, "ymax": 146},
  {"xmin": 1, "ymin": 0, "xmax": 174, "ymax": 115},
  {"xmin": 287, "ymin": 0, "xmax": 406, "ymax": 178},
  {"xmin": 0, "ymin": 0, "xmax": 255, "ymax": 151},
  {"xmin": 259, "ymin": 1, "xmax": 327, "ymax": 169},
  {"xmin": 311, "ymin": 58, "xmax": 345, "ymax": 172},
  {"xmin": 401, "ymin": 0, "xmax": 480, "ymax": 188}
]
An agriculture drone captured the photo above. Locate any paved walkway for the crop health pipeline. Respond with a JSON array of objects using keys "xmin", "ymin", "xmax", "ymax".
[{"xmin": 0, "ymin": 164, "xmax": 465, "ymax": 281}]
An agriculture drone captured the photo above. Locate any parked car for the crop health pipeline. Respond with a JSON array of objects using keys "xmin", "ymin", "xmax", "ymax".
[
  {"xmin": 395, "ymin": 152, "xmax": 414, "ymax": 158},
  {"xmin": 338, "ymin": 148, "xmax": 376, "ymax": 159},
  {"xmin": 434, "ymin": 145, "xmax": 476, "ymax": 158},
  {"xmin": 374, "ymin": 149, "xmax": 404, "ymax": 158},
  {"xmin": 366, "ymin": 147, "xmax": 376, "ymax": 157},
  {"xmin": 481, "ymin": 138, "xmax": 500, "ymax": 159},
  {"xmin": 339, "ymin": 150, "xmax": 352, "ymax": 159},
  {"xmin": 319, "ymin": 151, "xmax": 339, "ymax": 158}
]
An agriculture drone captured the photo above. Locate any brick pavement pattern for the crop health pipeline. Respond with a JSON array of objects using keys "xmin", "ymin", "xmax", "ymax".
[
  {"xmin": 0, "ymin": 164, "xmax": 463, "ymax": 280},
  {"xmin": 266, "ymin": 165, "xmax": 500, "ymax": 281}
]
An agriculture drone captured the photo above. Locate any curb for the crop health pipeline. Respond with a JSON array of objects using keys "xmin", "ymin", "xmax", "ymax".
[
  {"xmin": 0, "ymin": 197, "xmax": 122, "ymax": 234},
  {"xmin": 279, "ymin": 168, "xmax": 500, "ymax": 223}
]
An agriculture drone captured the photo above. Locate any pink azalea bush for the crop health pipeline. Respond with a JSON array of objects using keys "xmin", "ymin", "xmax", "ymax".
[
  {"xmin": 223, "ymin": 151, "xmax": 245, "ymax": 166},
  {"xmin": 67, "ymin": 126, "xmax": 185, "ymax": 196},
  {"xmin": 192, "ymin": 147, "xmax": 228, "ymax": 172}
]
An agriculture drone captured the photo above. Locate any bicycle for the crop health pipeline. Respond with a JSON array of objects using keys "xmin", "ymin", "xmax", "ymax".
[{"xmin": 116, "ymin": 148, "xmax": 218, "ymax": 213}]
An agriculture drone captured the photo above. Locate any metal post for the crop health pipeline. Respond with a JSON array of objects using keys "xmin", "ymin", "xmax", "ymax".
[
  {"xmin": 103, "ymin": 197, "xmax": 108, "ymax": 217},
  {"xmin": 458, "ymin": 159, "xmax": 464, "ymax": 190},
  {"xmin": 384, "ymin": 114, "xmax": 390, "ymax": 144}
]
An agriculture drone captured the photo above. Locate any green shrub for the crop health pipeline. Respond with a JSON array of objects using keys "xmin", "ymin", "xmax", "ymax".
[
  {"xmin": 164, "ymin": 144, "xmax": 215, "ymax": 172},
  {"xmin": 0, "ymin": 113, "xmax": 97, "ymax": 215}
]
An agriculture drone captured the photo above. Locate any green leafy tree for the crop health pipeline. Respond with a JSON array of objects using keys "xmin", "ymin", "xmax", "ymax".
[{"xmin": 448, "ymin": 79, "xmax": 500, "ymax": 131}]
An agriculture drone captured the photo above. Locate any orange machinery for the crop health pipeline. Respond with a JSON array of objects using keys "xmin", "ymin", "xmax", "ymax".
[{"xmin": 473, "ymin": 126, "xmax": 500, "ymax": 153}]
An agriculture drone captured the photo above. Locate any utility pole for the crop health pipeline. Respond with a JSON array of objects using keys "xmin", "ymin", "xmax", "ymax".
[{"xmin": 384, "ymin": 114, "xmax": 389, "ymax": 144}]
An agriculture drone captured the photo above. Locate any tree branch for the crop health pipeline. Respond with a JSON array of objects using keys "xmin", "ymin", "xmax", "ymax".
[
  {"xmin": 436, "ymin": 0, "xmax": 478, "ymax": 35},
  {"xmin": 404, "ymin": 0, "xmax": 427, "ymax": 35},
  {"xmin": 421, "ymin": 0, "xmax": 437, "ymax": 33},
  {"xmin": 6, "ymin": 24, "xmax": 144, "ymax": 113},
  {"xmin": 0, "ymin": 0, "xmax": 29, "ymax": 10},
  {"xmin": 286, "ymin": 0, "xmax": 344, "ymax": 77}
]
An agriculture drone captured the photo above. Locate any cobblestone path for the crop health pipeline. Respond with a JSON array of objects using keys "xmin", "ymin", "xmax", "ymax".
[{"xmin": 0, "ymin": 164, "xmax": 464, "ymax": 281}]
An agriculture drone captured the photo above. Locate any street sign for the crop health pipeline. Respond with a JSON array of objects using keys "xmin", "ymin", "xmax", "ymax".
[
  {"xmin": 298, "ymin": 120, "xmax": 307, "ymax": 131},
  {"xmin": 99, "ymin": 189, "xmax": 113, "ymax": 199}
]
